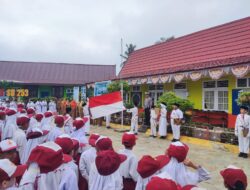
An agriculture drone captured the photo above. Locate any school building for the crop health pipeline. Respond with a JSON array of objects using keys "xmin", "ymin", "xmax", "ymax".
[
  {"xmin": 0, "ymin": 61, "xmax": 116, "ymax": 99},
  {"xmin": 119, "ymin": 17, "xmax": 250, "ymax": 123}
]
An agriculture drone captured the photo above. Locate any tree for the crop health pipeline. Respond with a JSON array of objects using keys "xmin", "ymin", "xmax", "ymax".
[
  {"xmin": 120, "ymin": 43, "xmax": 136, "ymax": 68},
  {"xmin": 107, "ymin": 80, "xmax": 130, "ymax": 93}
]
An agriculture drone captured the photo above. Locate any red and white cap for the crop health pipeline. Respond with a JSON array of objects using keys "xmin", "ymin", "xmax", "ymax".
[
  {"xmin": 155, "ymin": 155, "xmax": 170, "ymax": 170},
  {"xmin": 26, "ymin": 128, "xmax": 43, "ymax": 140},
  {"xmin": 220, "ymin": 165, "xmax": 247, "ymax": 189},
  {"xmin": 20, "ymin": 109, "xmax": 27, "ymax": 114},
  {"xmin": 54, "ymin": 115, "xmax": 64, "ymax": 126},
  {"xmin": 95, "ymin": 150, "xmax": 127, "ymax": 176},
  {"xmin": 0, "ymin": 110, "xmax": 6, "ymax": 117},
  {"xmin": 0, "ymin": 159, "xmax": 27, "ymax": 183},
  {"xmin": 166, "ymin": 141, "xmax": 189, "ymax": 162},
  {"xmin": 0, "ymin": 139, "xmax": 17, "ymax": 152},
  {"xmin": 95, "ymin": 136, "xmax": 113, "ymax": 151},
  {"xmin": 122, "ymin": 132, "xmax": 137, "ymax": 147},
  {"xmin": 28, "ymin": 141, "xmax": 70, "ymax": 173},
  {"xmin": 16, "ymin": 115, "xmax": 30, "ymax": 126},
  {"xmin": 137, "ymin": 155, "xmax": 160, "ymax": 178},
  {"xmin": 89, "ymin": 133, "xmax": 100, "ymax": 147},
  {"xmin": 27, "ymin": 107, "xmax": 35, "ymax": 115},
  {"xmin": 6, "ymin": 108, "xmax": 17, "ymax": 116},
  {"xmin": 0, "ymin": 106, "xmax": 6, "ymax": 111},
  {"xmin": 35, "ymin": 113, "xmax": 44, "ymax": 122},
  {"xmin": 44, "ymin": 111, "xmax": 53, "ymax": 118},
  {"xmin": 55, "ymin": 134, "xmax": 74, "ymax": 154},
  {"xmin": 73, "ymin": 118, "xmax": 85, "ymax": 130},
  {"xmin": 146, "ymin": 177, "xmax": 178, "ymax": 190}
]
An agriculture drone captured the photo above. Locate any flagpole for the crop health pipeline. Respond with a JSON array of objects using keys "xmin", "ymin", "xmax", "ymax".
[{"xmin": 120, "ymin": 38, "xmax": 124, "ymax": 129}]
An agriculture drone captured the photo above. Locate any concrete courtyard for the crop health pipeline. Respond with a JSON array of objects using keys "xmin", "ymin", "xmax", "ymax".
[{"xmin": 90, "ymin": 125, "xmax": 250, "ymax": 190}]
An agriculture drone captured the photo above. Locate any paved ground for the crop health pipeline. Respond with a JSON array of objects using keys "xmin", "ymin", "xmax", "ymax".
[{"xmin": 91, "ymin": 125, "xmax": 250, "ymax": 190}]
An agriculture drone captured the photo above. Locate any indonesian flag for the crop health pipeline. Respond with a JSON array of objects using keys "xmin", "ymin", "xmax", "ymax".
[{"xmin": 89, "ymin": 91, "xmax": 125, "ymax": 119}]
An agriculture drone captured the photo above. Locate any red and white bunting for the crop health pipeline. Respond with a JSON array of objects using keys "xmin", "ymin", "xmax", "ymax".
[
  {"xmin": 151, "ymin": 76, "xmax": 160, "ymax": 84},
  {"xmin": 140, "ymin": 77, "xmax": 148, "ymax": 84},
  {"xmin": 131, "ymin": 79, "xmax": 138, "ymax": 85},
  {"xmin": 160, "ymin": 75, "xmax": 170, "ymax": 83},
  {"xmin": 173, "ymin": 73, "xmax": 185, "ymax": 83},
  {"xmin": 208, "ymin": 68, "xmax": 224, "ymax": 80},
  {"xmin": 231, "ymin": 65, "xmax": 249, "ymax": 78},
  {"xmin": 189, "ymin": 71, "xmax": 202, "ymax": 81}
]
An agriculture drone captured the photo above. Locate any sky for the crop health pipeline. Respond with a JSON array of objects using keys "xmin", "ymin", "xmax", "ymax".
[{"xmin": 0, "ymin": 0, "xmax": 249, "ymax": 73}]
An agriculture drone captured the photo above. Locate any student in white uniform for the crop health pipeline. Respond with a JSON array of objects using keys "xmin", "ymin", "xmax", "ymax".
[
  {"xmin": 41, "ymin": 100, "xmax": 48, "ymax": 113},
  {"xmin": 161, "ymin": 141, "xmax": 210, "ymax": 187},
  {"xmin": 89, "ymin": 150, "xmax": 127, "ymax": 190},
  {"xmin": 106, "ymin": 115, "xmax": 111, "ymax": 129},
  {"xmin": 2, "ymin": 109, "xmax": 18, "ymax": 140},
  {"xmin": 220, "ymin": 165, "xmax": 247, "ymax": 190},
  {"xmin": 0, "ymin": 159, "xmax": 27, "ymax": 190},
  {"xmin": 63, "ymin": 107, "xmax": 73, "ymax": 135},
  {"xmin": 235, "ymin": 105, "xmax": 250, "ymax": 158},
  {"xmin": 158, "ymin": 103, "xmax": 167, "ymax": 139},
  {"xmin": 127, "ymin": 102, "xmax": 139, "ymax": 135},
  {"xmin": 83, "ymin": 101, "xmax": 91, "ymax": 136},
  {"xmin": 135, "ymin": 155, "xmax": 161, "ymax": 190},
  {"xmin": 47, "ymin": 115, "xmax": 65, "ymax": 142},
  {"xmin": 170, "ymin": 103, "xmax": 183, "ymax": 142},
  {"xmin": 35, "ymin": 100, "xmax": 42, "ymax": 113},
  {"xmin": 0, "ymin": 110, "xmax": 6, "ymax": 141},
  {"xmin": 14, "ymin": 115, "xmax": 29, "ymax": 164},
  {"xmin": 150, "ymin": 105, "xmax": 157, "ymax": 138},
  {"xmin": 0, "ymin": 139, "xmax": 18, "ymax": 163},
  {"xmin": 79, "ymin": 133, "xmax": 100, "ymax": 190},
  {"xmin": 79, "ymin": 133, "xmax": 100, "ymax": 183},
  {"xmin": 119, "ymin": 132, "xmax": 139, "ymax": 190},
  {"xmin": 19, "ymin": 141, "xmax": 78, "ymax": 190},
  {"xmin": 26, "ymin": 108, "xmax": 39, "ymax": 133},
  {"xmin": 48, "ymin": 100, "xmax": 57, "ymax": 113}
]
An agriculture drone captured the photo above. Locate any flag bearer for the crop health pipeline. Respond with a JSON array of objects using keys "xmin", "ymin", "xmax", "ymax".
[{"xmin": 127, "ymin": 102, "xmax": 139, "ymax": 135}]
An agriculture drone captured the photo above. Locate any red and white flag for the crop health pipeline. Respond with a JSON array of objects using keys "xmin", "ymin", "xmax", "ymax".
[{"xmin": 89, "ymin": 91, "xmax": 125, "ymax": 119}]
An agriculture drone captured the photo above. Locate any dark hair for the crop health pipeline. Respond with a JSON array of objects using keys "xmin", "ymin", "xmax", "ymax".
[
  {"xmin": 82, "ymin": 102, "xmax": 87, "ymax": 107},
  {"xmin": 133, "ymin": 101, "xmax": 139, "ymax": 107},
  {"xmin": 151, "ymin": 104, "xmax": 155, "ymax": 109},
  {"xmin": 228, "ymin": 181, "xmax": 246, "ymax": 190},
  {"xmin": 66, "ymin": 107, "xmax": 72, "ymax": 114}
]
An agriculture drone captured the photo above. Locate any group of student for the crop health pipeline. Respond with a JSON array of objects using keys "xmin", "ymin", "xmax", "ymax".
[{"xmin": 0, "ymin": 99, "xmax": 249, "ymax": 190}]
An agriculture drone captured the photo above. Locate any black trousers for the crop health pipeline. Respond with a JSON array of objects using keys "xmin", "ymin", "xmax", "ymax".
[{"xmin": 144, "ymin": 107, "xmax": 150, "ymax": 126}]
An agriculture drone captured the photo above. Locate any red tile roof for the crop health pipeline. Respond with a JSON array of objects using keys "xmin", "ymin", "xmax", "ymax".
[
  {"xmin": 0, "ymin": 61, "xmax": 116, "ymax": 85},
  {"xmin": 119, "ymin": 17, "xmax": 250, "ymax": 78}
]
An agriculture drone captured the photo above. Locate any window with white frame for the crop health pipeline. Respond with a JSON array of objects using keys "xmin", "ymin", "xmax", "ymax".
[
  {"xmin": 174, "ymin": 83, "xmax": 188, "ymax": 99},
  {"xmin": 237, "ymin": 78, "xmax": 250, "ymax": 88},
  {"xmin": 203, "ymin": 80, "xmax": 228, "ymax": 111},
  {"xmin": 148, "ymin": 84, "xmax": 163, "ymax": 105}
]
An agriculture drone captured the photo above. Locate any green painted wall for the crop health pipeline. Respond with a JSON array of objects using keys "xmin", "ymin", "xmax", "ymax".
[{"xmin": 38, "ymin": 86, "xmax": 52, "ymax": 98}]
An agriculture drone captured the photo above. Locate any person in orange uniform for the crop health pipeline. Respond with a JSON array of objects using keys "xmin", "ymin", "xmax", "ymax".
[{"xmin": 70, "ymin": 99, "xmax": 77, "ymax": 119}]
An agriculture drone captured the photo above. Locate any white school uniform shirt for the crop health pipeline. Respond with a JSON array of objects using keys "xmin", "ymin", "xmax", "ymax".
[
  {"xmin": 235, "ymin": 113, "xmax": 250, "ymax": 137},
  {"xmin": 41, "ymin": 101, "xmax": 47, "ymax": 113},
  {"xmin": 89, "ymin": 163, "xmax": 123, "ymax": 190},
  {"xmin": 159, "ymin": 104, "xmax": 167, "ymax": 136},
  {"xmin": 2, "ymin": 114, "xmax": 18, "ymax": 140},
  {"xmin": 135, "ymin": 173, "xmax": 158, "ymax": 190},
  {"xmin": 49, "ymin": 101, "xmax": 56, "ymax": 112},
  {"xmin": 0, "ymin": 119, "xmax": 6, "ymax": 140},
  {"xmin": 71, "ymin": 127, "xmax": 88, "ymax": 153},
  {"xmin": 64, "ymin": 114, "xmax": 73, "ymax": 135},
  {"xmin": 79, "ymin": 146, "xmax": 97, "ymax": 181},
  {"xmin": 118, "ymin": 149, "xmax": 139, "ymax": 182},
  {"xmin": 127, "ymin": 107, "xmax": 138, "ymax": 121},
  {"xmin": 161, "ymin": 157, "xmax": 210, "ymax": 187},
  {"xmin": 13, "ymin": 128, "xmax": 27, "ymax": 164},
  {"xmin": 46, "ymin": 126, "xmax": 64, "ymax": 142},
  {"xmin": 20, "ymin": 163, "xmax": 78, "ymax": 190},
  {"xmin": 171, "ymin": 109, "xmax": 183, "ymax": 124},
  {"xmin": 66, "ymin": 160, "xmax": 79, "ymax": 181},
  {"xmin": 35, "ymin": 101, "xmax": 42, "ymax": 113},
  {"xmin": 10, "ymin": 101, "xmax": 17, "ymax": 109}
]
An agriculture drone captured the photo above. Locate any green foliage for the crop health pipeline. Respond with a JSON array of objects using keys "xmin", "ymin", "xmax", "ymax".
[
  {"xmin": 107, "ymin": 80, "xmax": 130, "ymax": 93},
  {"xmin": 237, "ymin": 91, "xmax": 250, "ymax": 106},
  {"xmin": 124, "ymin": 102, "xmax": 134, "ymax": 109},
  {"xmin": 157, "ymin": 91, "xmax": 194, "ymax": 111}
]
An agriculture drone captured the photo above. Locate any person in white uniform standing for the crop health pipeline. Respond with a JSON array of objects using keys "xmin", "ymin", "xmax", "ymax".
[
  {"xmin": 83, "ymin": 101, "xmax": 91, "ymax": 136},
  {"xmin": 150, "ymin": 105, "xmax": 157, "ymax": 138},
  {"xmin": 170, "ymin": 103, "xmax": 183, "ymax": 142},
  {"xmin": 235, "ymin": 105, "xmax": 250, "ymax": 158},
  {"xmin": 158, "ymin": 103, "xmax": 167, "ymax": 139},
  {"xmin": 127, "ymin": 102, "xmax": 139, "ymax": 135}
]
